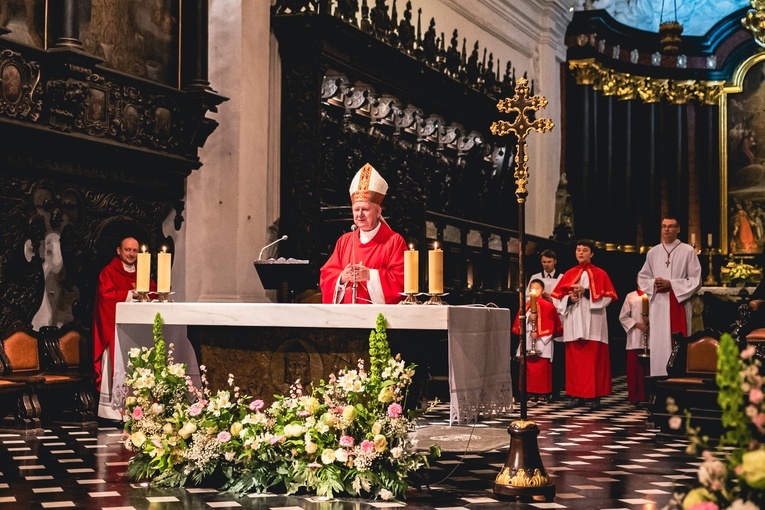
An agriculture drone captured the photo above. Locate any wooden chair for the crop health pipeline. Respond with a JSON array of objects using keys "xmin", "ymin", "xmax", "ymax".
[
  {"xmin": 648, "ymin": 328, "xmax": 723, "ymax": 440},
  {"xmin": 1, "ymin": 324, "xmax": 95, "ymax": 426},
  {"xmin": 0, "ymin": 341, "xmax": 42, "ymax": 432}
]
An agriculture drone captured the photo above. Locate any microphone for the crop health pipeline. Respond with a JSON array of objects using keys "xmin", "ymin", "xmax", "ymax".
[{"xmin": 258, "ymin": 235, "xmax": 288, "ymax": 260}]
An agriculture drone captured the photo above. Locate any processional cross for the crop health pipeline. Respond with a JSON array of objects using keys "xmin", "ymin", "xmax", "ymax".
[
  {"xmin": 490, "ymin": 77, "xmax": 555, "ymax": 203},
  {"xmin": 490, "ymin": 76, "xmax": 556, "ymax": 502}
]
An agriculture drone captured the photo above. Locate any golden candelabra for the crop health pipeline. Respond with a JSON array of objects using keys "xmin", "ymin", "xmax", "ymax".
[{"xmin": 704, "ymin": 247, "xmax": 718, "ymax": 286}]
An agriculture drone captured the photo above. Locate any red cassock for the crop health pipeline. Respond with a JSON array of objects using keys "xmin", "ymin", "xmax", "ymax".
[
  {"xmin": 512, "ymin": 298, "xmax": 563, "ymax": 394},
  {"xmin": 319, "ymin": 221, "xmax": 406, "ymax": 304},
  {"xmin": 92, "ymin": 257, "xmax": 155, "ymax": 391}
]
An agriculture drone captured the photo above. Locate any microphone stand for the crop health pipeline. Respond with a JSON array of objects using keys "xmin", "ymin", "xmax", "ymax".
[
  {"xmin": 351, "ymin": 225, "xmax": 358, "ymax": 304},
  {"xmin": 258, "ymin": 235, "xmax": 288, "ymax": 260}
]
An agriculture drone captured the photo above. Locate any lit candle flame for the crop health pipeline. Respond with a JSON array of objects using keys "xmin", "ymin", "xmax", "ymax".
[
  {"xmin": 434, "ymin": 241, "xmax": 439, "ymax": 250},
  {"xmin": 409, "ymin": 243, "xmax": 414, "ymax": 251},
  {"xmin": 141, "ymin": 245, "xmax": 147, "ymax": 253},
  {"xmin": 162, "ymin": 245, "xmax": 168, "ymax": 253}
]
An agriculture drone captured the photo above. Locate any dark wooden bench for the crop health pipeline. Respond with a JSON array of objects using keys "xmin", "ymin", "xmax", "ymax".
[
  {"xmin": 647, "ymin": 328, "xmax": 723, "ymax": 440},
  {"xmin": 0, "ymin": 323, "xmax": 96, "ymax": 427}
]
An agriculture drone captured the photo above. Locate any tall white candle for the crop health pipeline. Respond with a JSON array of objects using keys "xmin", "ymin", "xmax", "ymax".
[
  {"xmin": 428, "ymin": 242, "xmax": 443, "ymax": 294},
  {"xmin": 708, "ymin": 233, "xmax": 713, "ymax": 247},
  {"xmin": 691, "ymin": 233, "xmax": 696, "ymax": 247},
  {"xmin": 157, "ymin": 246, "xmax": 171, "ymax": 293},
  {"xmin": 136, "ymin": 246, "xmax": 150, "ymax": 292}
]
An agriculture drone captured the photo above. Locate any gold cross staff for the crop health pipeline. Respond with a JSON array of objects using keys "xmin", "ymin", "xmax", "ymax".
[{"xmin": 490, "ymin": 77, "xmax": 555, "ymax": 202}]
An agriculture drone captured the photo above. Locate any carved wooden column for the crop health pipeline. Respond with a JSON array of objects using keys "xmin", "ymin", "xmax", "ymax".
[
  {"xmin": 52, "ymin": 0, "xmax": 84, "ymax": 49},
  {"xmin": 182, "ymin": 0, "xmax": 211, "ymax": 90}
]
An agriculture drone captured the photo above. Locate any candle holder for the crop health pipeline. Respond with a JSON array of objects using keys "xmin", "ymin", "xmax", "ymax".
[
  {"xmin": 704, "ymin": 247, "xmax": 718, "ymax": 286},
  {"xmin": 135, "ymin": 291, "xmax": 151, "ymax": 302},
  {"xmin": 156, "ymin": 292, "xmax": 173, "ymax": 303},
  {"xmin": 638, "ymin": 312, "xmax": 650, "ymax": 358},
  {"xmin": 527, "ymin": 321, "xmax": 541, "ymax": 357},
  {"xmin": 425, "ymin": 293, "xmax": 447, "ymax": 305},
  {"xmin": 400, "ymin": 292, "xmax": 420, "ymax": 305}
]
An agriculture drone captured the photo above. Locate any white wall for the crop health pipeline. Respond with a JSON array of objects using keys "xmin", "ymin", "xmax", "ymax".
[{"xmin": 181, "ymin": 0, "xmax": 570, "ymax": 302}]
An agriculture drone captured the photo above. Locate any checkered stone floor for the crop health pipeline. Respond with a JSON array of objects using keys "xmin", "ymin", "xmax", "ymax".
[{"xmin": 0, "ymin": 378, "xmax": 697, "ymax": 509}]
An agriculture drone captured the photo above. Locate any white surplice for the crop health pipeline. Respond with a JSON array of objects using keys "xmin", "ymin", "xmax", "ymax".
[
  {"xmin": 637, "ymin": 241, "xmax": 701, "ymax": 376},
  {"xmin": 554, "ymin": 271, "xmax": 612, "ymax": 344},
  {"xmin": 619, "ymin": 290, "xmax": 647, "ymax": 351}
]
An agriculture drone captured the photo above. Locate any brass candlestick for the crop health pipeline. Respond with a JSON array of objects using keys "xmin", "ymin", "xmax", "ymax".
[
  {"xmin": 425, "ymin": 293, "xmax": 445, "ymax": 305},
  {"xmin": 638, "ymin": 312, "xmax": 650, "ymax": 358},
  {"xmin": 156, "ymin": 292, "xmax": 172, "ymax": 302},
  {"xmin": 400, "ymin": 293, "xmax": 419, "ymax": 305},
  {"xmin": 135, "ymin": 291, "xmax": 151, "ymax": 302},
  {"xmin": 527, "ymin": 321, "xmax": 541, "ymax": 357},
  {"xmin": 704, "ymin": 247, "xmax": 718, "ymax": 286}
]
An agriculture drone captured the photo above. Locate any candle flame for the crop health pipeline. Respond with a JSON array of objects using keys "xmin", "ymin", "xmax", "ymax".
[
  {"xmin": 162, "ymin": 246, "xmax": 168, "ymax": 253},
  {"xmin": 530, "ymin": 288, "xmax": 538, "ymax": 297},
  {"xmin": 141, "ymin": 245, "xmax": 147, "ymax": 253},
  {"xmin": 434, "ymin": 241, "xmax": 439, "ymax": 250},
  {"xmin": 409, "ymin": 244, "xmax": 414, "ymax": 251}
]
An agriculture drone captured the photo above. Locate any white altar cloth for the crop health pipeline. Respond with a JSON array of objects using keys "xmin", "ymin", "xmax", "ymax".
[{"xmin": 98, "ymin": 303, "xmax": 512, "ymax": 424}]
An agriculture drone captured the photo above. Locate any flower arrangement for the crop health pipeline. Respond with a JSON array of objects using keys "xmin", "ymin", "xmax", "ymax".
[
  {"xmin": 721, "ymin": 259, "xmax": 762, "ymax": 286},
  {"xmin": 121, "ymin": 312, "xmax": 439, "ymax": 500},
  {"xmin": 665, "ymin": 333, "xmax": 765, "ymax": 510}
]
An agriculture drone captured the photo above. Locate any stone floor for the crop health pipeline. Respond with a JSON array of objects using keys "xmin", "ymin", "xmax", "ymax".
[{"xmin": 0, "ymin": 377, "xmax": 697, "ymax": 509}]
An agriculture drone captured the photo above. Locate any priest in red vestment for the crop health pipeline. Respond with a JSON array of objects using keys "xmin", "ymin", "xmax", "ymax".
[
  {"xmin": 551, "ymin": 239, "xmax": 617, "ymax": 411},
  {"xmin": 93, "ymin": 237, "xmax": 155, "ymax": 392},
  {"xmin": 320, "ymin": 163, "xmax": 406, "ymax": 304}
]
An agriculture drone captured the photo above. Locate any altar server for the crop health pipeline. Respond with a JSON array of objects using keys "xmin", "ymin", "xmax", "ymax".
[
  {"xmin": 551, "ymin": 239, "xmax": 617, "ymax": 411},
  {"xmin": 637, "ymin": 217, "xmax": 701, "ymax": 377},
  {"xmin": 619, "ymin": 281, "xmax": 649, "ymax": 405},
  {"xmin": 513, "ymin": 279, "xmax": 563, "ymax": 401}
]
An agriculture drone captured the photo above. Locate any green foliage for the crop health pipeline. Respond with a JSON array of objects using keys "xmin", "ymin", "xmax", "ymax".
[
  {"xmin": 121, "ymin": 312, "xmax": 436, "ymax": 501},
  {"xmin": 716, "ymin": 334, "xmax": 752, "ymax": 456}
]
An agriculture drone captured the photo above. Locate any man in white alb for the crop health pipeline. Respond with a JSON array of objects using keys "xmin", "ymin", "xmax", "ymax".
[{"xmin": 637, "ymin": 217, "xmax": 702, "ymax": 377}]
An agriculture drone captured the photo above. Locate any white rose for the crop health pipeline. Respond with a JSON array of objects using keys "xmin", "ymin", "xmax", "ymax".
[
  {"xmin": 321, "ymin": 448, "xmax": 336, "ymax": 464},
  {"xmin": 130, "ymin": 431, "xmax": 146, "ymax": 447},
  {"xmin": 305, "ymin": 441, "xmax": 318, "ymax": 454},
  {"xmin": 390, "ymin": 446, "xmax": 403, "ymax": 459},
  {"xmin": 335, "ymin": 448, "xmax": 348, "ymax": 463},
  {"xmin": 379, "ymin": 488, "xmax": 393, "ymax": 500}
]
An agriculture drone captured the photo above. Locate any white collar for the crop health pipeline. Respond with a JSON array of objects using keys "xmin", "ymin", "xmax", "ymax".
[
  {"xmin": 122, "ymin": 261, "xmax": 136, "ymax": 273},
  {"xmin": 359, "ymin": 221, "xmax": 382, "ymax": 244}
]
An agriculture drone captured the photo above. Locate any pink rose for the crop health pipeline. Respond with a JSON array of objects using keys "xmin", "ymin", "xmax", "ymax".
[
  {"xmin": 249, "ymin": 399, "xmax": 265, "ymax": 411},
  {"xmin": 339, "ymin": 435, "xmax": 355, "ymax": 447},
  {"xmin": 751, "ymin": 412, "xmax": 765, "ymax": 429},
  {"xmin": 132, "ymin": 406, "xmax": 143, "ymax": 420},
  {"xmin": 217, "ymin": 431, "xmax": 232, "ymax": 443},
  {"xmin": 360, "ymin": 440, "xmax": 375, "ymax": 454},
  {"xmin": 749, "ymin": 388, "xmax": 763, "ymax": 404},
  {"xmin": 687, "ymin": 503, "xmax": 718, "ymax": 510},
  {"xmin": 189, "ymin": 402, "xmax": 203, "ymax": 417},
  {"xmin": 387, "ymin": 403, "xmax": 403, "ymax": 418},
  {"xmin": 742, "ymin": 345, "xmax": 757, "ymax": 359},
  {"xmin": 270, "ymin": 435, "xmax": 285, "ymax": 445},
  {"xmin": 297, "ymin": 410, "xmax": 311, "ymax": 417}
]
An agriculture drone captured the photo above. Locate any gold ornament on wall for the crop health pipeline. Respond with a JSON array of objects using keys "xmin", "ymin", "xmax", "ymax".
[{"xmin": 742, "ymin": 0, "xmax": 765, "ymax": 47}]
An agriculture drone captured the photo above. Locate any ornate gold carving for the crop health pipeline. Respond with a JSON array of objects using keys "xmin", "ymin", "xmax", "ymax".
[
  {"xmin": 742, "ymin": 1, "xmax": 765, "ymax": 48},
  {"xmin": 659, "ymin": 21, "xmax": 683, "ymax": 55},
  {"xmin": 510, "ymin": 419, "xmax": 537, "ymax": 429},
  {"xmin": 490, "ymin": 77, "xmax": 554, "ymax": 203},
  {"xmin": 495, "ymin": 467, "xmax": 550, "ymax": 486},
  {"xmin": 568, "ymin": 58, "xmax": 600, "ymax": 86},
  {"xmin": 665, "ymin": 80, "xmax": 697, "ymax": 104},
  {"xmin": 696, "ymin": 81, "xmax": 725, "ymax": 105},
  {"xmin": 568, "ymin": 58, "xmax": 725, "ymax": 105},
  {"xmin": 616, "ymin": 74, "xmax": 639, "ymax": 101},
  {"xmin": 597, "ymin": 68, "xmax": 618, "ymax": 96}
]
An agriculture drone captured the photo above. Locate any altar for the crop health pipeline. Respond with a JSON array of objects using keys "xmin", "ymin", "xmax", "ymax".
[{"xmin": 98, "ymin": 303, "xmax": 513, "ymax": 425}]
